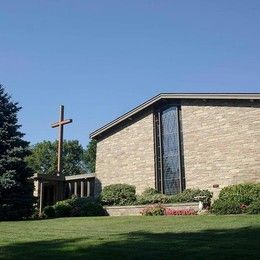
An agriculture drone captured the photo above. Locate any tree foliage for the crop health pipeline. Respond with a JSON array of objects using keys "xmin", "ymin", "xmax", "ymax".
[
  {"xmin": 83, "ymin": 139, "xmax": 97, "ymax": 173},
  {"xmin": 27, "ymin": 140, "xmax": 85, "ymax": 176},
  {"xmin": 0, "ymin": 85, "xmax": 34, "ymax": 220}
]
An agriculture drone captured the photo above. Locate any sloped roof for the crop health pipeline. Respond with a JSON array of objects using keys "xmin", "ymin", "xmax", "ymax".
[{"xmin": 90, "ymin": 93, "xmax": 260, "ymax": 139}]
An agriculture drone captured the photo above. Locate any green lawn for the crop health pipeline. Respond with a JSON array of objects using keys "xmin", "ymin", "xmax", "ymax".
[{"xmin": 0, "ymin": 215, "xmax": 260, "ymax": 259}]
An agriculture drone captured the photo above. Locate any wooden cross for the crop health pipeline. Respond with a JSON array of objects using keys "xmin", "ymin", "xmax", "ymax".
[{"xmin": 51, "ymin": 105, "xmax": 72, "ymax": 176}]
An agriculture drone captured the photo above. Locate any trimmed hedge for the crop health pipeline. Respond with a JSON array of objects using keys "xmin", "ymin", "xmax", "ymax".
[
  {"xmin": 136, "ymin": 188, "xmax": 212, "ymax": 205},
  {"xmin": 141, "ymin": 204, "xmax": 165, "ymax": 216},
  {"xmin": 247, "ymin": 200, "xmax": 260, "ymax": 214},
  {"xmin": 101, "ymin": 184, "xmax": 136, "ymax": 206},
  {"xmin": 43, "ymin": 196, "xmax": 104, "ymax": 218},
  {"xmin": 211, "ymin": 184, "xmax": 260, "ymax": 215},
  {"xmin": 218, "ymin": 183, "xmax": 260, "ymax": 204},
  {"xmin": 171, "ymin": 189, "xmax": 212, "ymax": 203},
  {"xmin": 69, "ymin": 197, "xmax": 104, "ymax": 217},
  {"xmin": 137, "ymin": 193, "xmax": 170, "ymax": 205},
  {"xmin": 211, "ymin": 200, "xmax": 242, "ymax": 215},
  {"xmin": 101, "ymin": 185, "xmax": 212, "ymax": 206},
  {"xmin": 141, "ymin": 188, "xmax": 159, "ymax": 196}
]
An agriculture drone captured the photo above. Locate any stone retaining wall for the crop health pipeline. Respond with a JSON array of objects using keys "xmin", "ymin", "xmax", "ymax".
[{"xmin": 104, "ymin": 202, "xmax": 199, "ymax": 216}]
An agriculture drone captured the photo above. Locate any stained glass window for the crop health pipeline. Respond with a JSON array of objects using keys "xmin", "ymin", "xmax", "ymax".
[{"xmin": 155, "ymin": 105, "xmax": 183, "ymax": 195}]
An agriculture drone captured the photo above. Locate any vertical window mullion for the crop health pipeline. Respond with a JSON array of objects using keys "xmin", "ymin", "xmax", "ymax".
[
  {"xmin": 176, "ymin": 107, "xmax": 182, "ymax": 192},
  {"xmin": 153, "ymin": 112, "xmax": 159, "ymax": 191},
  {"xmin": 158, "ymin": 111, "xmax": 164, "ymax": 193},
  {"xmin": 178, "ymin": 107, "xmax": 186, "ymax": 191}
]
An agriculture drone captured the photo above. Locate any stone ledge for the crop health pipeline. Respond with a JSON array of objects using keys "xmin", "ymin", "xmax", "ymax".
[{"xmin": 104, "ymin": 202, "xmax": 199, "ymax": 216}]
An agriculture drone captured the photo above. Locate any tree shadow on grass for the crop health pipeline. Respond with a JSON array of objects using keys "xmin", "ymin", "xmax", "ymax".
[{"xmin": 1, "ymin": 227, "xmax": 260, "ymax": 260}]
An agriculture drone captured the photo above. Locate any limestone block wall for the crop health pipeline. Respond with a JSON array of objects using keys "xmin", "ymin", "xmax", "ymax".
[
  {"xmin": 182, "ymin": 100, "xmax": 260, "ymax": 197},
  {"xmin": 95, "ymin": 110, "xmax": 155, "ymax": 195}
]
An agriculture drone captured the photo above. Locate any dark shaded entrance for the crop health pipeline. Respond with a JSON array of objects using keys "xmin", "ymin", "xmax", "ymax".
[
  {"xmin": 43, "ymin": 184, "xmax": 55, "ymax": 207},
  {"xmin": 33, "ymin": 173, "xmax": 95, "ymax": 213}
]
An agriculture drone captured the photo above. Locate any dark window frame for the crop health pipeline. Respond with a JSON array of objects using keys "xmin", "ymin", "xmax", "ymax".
[{"xmin": 153, "ymin": 102, "xmax": 185, "ymax": 194}]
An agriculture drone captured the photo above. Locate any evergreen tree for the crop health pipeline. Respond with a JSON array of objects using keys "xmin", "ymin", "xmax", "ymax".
[{"xmin": 0, "ymin": 85, "xmax": 34, "ymax": 220}]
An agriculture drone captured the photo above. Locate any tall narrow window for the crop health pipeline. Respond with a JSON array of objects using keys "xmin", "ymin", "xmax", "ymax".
[{"xmin": 154, "ymin": 104, "xmax": 184, "ymax": 195}]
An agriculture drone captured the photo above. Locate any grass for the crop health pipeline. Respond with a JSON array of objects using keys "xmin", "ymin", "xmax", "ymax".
[{"xmin": 0, "ymin": 215, "xmax": 260, "ymax": 259}]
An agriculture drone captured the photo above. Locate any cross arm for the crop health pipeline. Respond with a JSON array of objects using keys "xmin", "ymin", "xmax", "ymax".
[{"xmin": 51, "ymin": 119, "xmax": 73, "ymax": 128}]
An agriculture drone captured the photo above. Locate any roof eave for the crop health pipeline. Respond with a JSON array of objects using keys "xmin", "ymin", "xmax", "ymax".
[{"xmin": 89, "ymin": 93, "xmax": 260, "ymax": 139}]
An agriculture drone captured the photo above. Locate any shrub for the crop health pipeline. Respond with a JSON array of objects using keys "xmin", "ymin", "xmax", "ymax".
[
  {"xmin": 101, "ymin": 185, "xmax": 212, "ymax": 207},
  {"xmin": 44, "ymin": 197, "xmax": 104, "ymax": 218},
  {"xmin": 137, "ymin": 189, "xmax": 212, "ymax": 206},
  {"xmin": 101, "ymin": 184, "xmax": 136, "ymax": 206},
  {"xmin": 142, "ymin": 188, "xmax": 159, "ymax": 196},
  {"xmin": 53, "ymin": 201, "xmax": 72, "ymax": 217},
  {"xmin": 141, "ymin": 204, "xmax": 165, "ymax": 216},
  {"xmin": 218, "ymin": 183, "xmax": 260, "ymax": 205},
  {"xmin": 43, "ymin": 205, "xmax": 55, "ymax": 218},
  {"xmin": 211, "ymin": 184, "xmax": 260, "ymax": 215},
  {"xmin": 137, "ymin": 193, "xmax": 170, "ymax": 205},
  {"xmin": 69, "ymin": 197, "xmax": 104, "ymax": 217},
  {"xmin": 247, "ymin": 200, "xmax": 260, "ymax": 214},
  {"xmin": 211, "ymin": 199, "xmax": 242, "ymax": 215},
  {"xmin": 171, "ymin": 189, "xmax": 213, "ymax": 204},
  {"xmin": 31, "ymin": 207, "xmax": 40, "ymax": 219}
]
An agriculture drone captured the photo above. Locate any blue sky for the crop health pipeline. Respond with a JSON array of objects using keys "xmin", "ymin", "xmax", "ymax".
[{"xmin": 1, "ymin": 1, "xmax": 260, "ymax": 146}]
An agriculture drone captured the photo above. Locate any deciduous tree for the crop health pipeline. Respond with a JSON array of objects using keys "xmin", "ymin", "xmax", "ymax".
[
  {"xmin": 27, "ymin": 140, "xmax": 85, "ymax": 176},
  {"xmin": 84, "ymin": 139, "xmax": 97, "ymax": 173}
]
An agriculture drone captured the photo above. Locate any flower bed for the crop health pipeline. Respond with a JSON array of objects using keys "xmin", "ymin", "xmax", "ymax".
[
  {"xmin": 165, "ymin": 208, "xmax": 197, "ymax": 216},
  {"xmin": 105, "ymin": 202, "xmax": 199, "ymax": 216}
]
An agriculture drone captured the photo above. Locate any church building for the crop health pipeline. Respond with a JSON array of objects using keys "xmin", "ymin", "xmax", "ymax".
[{"xmin": 90, "ymin": 93, "xmax": 260, "ymax": 198}]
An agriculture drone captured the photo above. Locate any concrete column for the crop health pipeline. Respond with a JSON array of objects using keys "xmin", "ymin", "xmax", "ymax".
[
  {"xmin": 68, "ymin": 182, "xmax": 72, "ymax": 197},
  {"xmin": 80, "ymin": 180, "xmax": 84, "ymax": 197},
  {"xmin": 87, "ymin": 180, "xmax": 91, "ymax": 197},
  {"xmin": 74, "ymin": 181, "xmax": 78, "ymax": 196},
  {"xmin": 39, "ymin": 181, "xmax": 44, "ymax": 214}
]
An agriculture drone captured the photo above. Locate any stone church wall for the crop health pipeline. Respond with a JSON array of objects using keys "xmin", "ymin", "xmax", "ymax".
[
  {"xmin": 95, "ymin": 109, "xmax": 155, "ymax": 195},
  {"xmin": 95, "ymin": 99, "xmax": 260, "ymax": 198},
  {"xmin": 181, "ymin": 100, "xmax": 260, "ymax": 197}
]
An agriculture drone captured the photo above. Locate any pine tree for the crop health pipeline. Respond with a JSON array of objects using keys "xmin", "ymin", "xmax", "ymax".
[{"xmin": 0, "ymin": 85, "xmax": 34, "ymax": 220}]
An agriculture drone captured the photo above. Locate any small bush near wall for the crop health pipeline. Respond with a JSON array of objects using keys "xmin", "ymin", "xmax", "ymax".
[
  {"xmin": 43, "ymin": 196, "xmax": 104, "ymax": 218},
  {"xmin": 171, "ymin": 189, "xmax": 212, "ymax": 204},
  {"xmin": 42, "ymin": 206, "xmax": 55, "ymax": 218},
  {"xmin": 141, "ymin": 188, "xmax": 159, "ymax": 196},
  {"xmin": 211, "ymin": 184, "xmax": 260, "ymax": 215},
  {"xmin": 141, "ymin": 204, "xmax": 165, "ymax": 216},
  {"xmin": 136, "ymin": 188, "xmax": 212, "ymax": 206},
  {"xmin": 210, "ymin": 200, "xmax": 243, "ymax": 215},
  {"xmin": 218, "ymin": 183, "xmax": 260, "ymax": 205},
  {"xmin": 101, "ymin": 184, "xmax": 136, "ymax": 206},
  {"xmin": 137, "ymin": 193, "xmax": 170, "ymax": 205},
  {"xmin": 53, "ymin": 201, "xmax": 73, "ymax": 218},
  {"xmin": 247, "ymin": 200, "xmax": 260, "ymax": 214},
  {"xmin": 101, "ymin": 185, "xmax": 212, "ymax": 207},
  {"xmin": 69, "ymin": 197, "xmax": 104, "ymax": 217}
]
